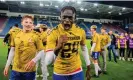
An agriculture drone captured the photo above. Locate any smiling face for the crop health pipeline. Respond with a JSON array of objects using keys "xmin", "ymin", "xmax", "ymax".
[
  {"xmin": 125, "ymin": 33, "xmax": 128, "ymax": 36},
  {"xmin": 130, "ymin": 34, "xmax": 133, "ymax": 38},
  {"xmin": 109, "ymin": 31, "xmax": 113, "ymax": 35},
  {"xmin": 60, "ymin": 9, "xmax": 76, "ymax": 30},
  {"xmin": 21, "ymin": 15, "xmax": 34, "ymax": 31},
  {"xmin": 101, "ymin": 28, "xmax": 106, "ymax": 34}
]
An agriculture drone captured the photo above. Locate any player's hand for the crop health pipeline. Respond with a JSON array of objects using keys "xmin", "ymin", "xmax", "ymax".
[
  {"xmin": 3, "ymin": 66, "xmax": 9, "ymax": 77},
  {"xmin": 90, "ymin": 50, "xmax": 92, "ymax": 56},
  {"xmin": 25, "ymin": 60, "xmax": 36, "ymax": 71},
  {"xmin": 3, "ymin": 42, "xmax": 6, "ymax": 46},
  {"xmin": 57, "ymin": 35, "xmax": 68, "ymax": 47},
  {"xmin": 101, "ymin": 48, "xmax": 104, "ymax": 51},
  {"xmin": 86, "ymin": 65, "xmax": 91, "ymax": 80}
]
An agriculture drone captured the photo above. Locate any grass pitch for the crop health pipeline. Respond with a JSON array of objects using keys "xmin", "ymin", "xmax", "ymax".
[{"xmin": 0, "ymin": 39, "xmax": 133, "ymax": 80}]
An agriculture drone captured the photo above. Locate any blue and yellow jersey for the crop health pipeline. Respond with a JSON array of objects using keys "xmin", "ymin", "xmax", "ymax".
[
  {"xmin": 46, "ymin": 24, "xmax": 86, "ymax": 74},
  {"xmin": 8, "ymin": 27, "xmax": 21, "ymax": 47},
  {"xmin": 100, "ymin": 34, "xmax": 111, "ymax": 48},
  {"xmin": 92, "ymin": 32, "xmax": 101, "ymax": 52},
  {"xmin": 11, "ymin": 31, "xmax": 44, "ymax": 72}
]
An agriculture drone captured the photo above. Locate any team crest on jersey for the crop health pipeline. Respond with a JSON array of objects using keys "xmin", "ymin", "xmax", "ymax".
[{"xmin": 28, "ymin": 38, "xmax": 34, "ymax": 46}]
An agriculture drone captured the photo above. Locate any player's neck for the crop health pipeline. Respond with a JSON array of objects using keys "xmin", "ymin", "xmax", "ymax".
[
  {"xmin": 23, "ymin": 29, "xmax": 31, "ymax": 33},
  {"xmin": 40, "ymin": 31, "xmax": 43, "ymax": 33},
  {"xmin": 92, "ymin": 31, "xmax": 96, "ymax": 34},
  {"xmin": 102, "ymin": 32, "xmax": 106, "ymax": 35}
]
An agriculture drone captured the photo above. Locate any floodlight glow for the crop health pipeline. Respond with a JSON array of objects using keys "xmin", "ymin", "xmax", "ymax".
[
  {"xmin": 58, "ymin": 0, "xmax": 63, "ymax": 2},
  {"xmin": 97, "ymin": 10, "xmax": 99, "ymax": 13},
  {"xmin": 65, "ymin": 0, "xmax": 70, "ymax": 2},
  {"xmin": 55, "ymin": 5, "xmax": 59, "ymax": 8},
  {"xmin": 77, "ymin": 1, "xmax": 81, "ymax": 4},
  {"xmin": 85, "ymin": 9, "xmax": 87, "ymax": 11},
  {"xmin": 119, "ymin": 12, "xmax": 122, "ymax": 15},
  {"xmin": 109, "ymin": 5, "xmax": 113, "ymax": 9},
  {"xmin": 45, "ymin": 4, "xmax": 50, "ymax": 6},
  {"xmin": 20, "ymin": 1, "xmax": 25, "ymax": 4},
  {"xmin": 40, "ymin": 3, "xmax": 44, "ymax": 7},
  {"xmin": 122, "ymin": 7, "xmax": 126, "ymax": 10},
  {"xmin": 80, "ymin": 8, "xmax": 84, "ymax": 11},
  {"xmin": 0, "ymin": 0, "xmax": 5, "ymax": 2},
  {"xmin": 94, "ymin": 3, "xmax": 98, "ymax": 7},
  {"xmin": 108, "ymin": 12, "xmax": 111, "ymax": 14}
]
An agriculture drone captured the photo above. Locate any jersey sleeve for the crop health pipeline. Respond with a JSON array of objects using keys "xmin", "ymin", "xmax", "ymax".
[
  {"xmin": 8, "ymin": 29, "xmax": 12, "ymax": 35},
  {"xmin": 46, "ymin": 30, "xmax": 57, "ymax": 51},
  {"xmin": 10, "ymin": 37, "xmax": 15, "ymax": 47},
  {"xmin": 35, "ymin": 35, "xmax": 44, "ymax": 51},
  {"xmin": 93, "ymin": 34, "xmax": 98, "ymax": 43},
  {"xmin": 80, "ymin": 29, "xmax": 86, "ymax": 45}
]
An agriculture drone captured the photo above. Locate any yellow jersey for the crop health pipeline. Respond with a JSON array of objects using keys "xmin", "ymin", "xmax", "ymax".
[
  {"xmin": 11, "ymin": 31, "xmax": 44, "ymax": 72},
  {"xmin": 8, "ymin": 27, "xmax": 21, "ymax": 47},
  {"xmin": 100, "ymin": 34, "xmax": 110, "ymax": 48},
  {"xmin": 46, "ymin": 24, "xmax": 86, "ymax": 74},
  {"xmin": 92, "ymin": 32, "xmax": 101, "ymax": 52}
]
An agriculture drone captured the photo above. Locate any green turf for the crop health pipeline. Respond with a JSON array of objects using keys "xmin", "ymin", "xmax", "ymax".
[{"xmin": 0, "ymin": 38, "xmax": 133, "ymax": 80}]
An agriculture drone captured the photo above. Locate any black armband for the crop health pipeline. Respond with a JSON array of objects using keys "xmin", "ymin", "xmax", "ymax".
[{"xmin": 3, "ymin": 33, "xmax": 10, "ymax": 43}]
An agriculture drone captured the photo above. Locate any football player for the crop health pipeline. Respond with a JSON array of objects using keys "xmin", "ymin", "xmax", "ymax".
[
  {"xmin": 100, "ymin": 27, "xmax": 111, "ymax": 74},
  {"xmin": 45, "ymin": 6, "xmax": 91, "ymax": 80},
  {"xmin": 3, "ymin": 15, "xmax": 45, "ymax": 80},
  {"xmin": 90, "ymin": 25, "xmax": 102, "ymax": 77}
]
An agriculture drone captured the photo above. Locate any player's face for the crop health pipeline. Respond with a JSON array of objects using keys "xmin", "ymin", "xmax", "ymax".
[
  {"xmin": 39, "ymin": 28, "xmax": 43, "ymax": 32},
  {"xmin": 61, "ymin": 9, "xmax": 75, "ymax": 30},
  {"xmin": 109, "ymin": 31, "xmax": 112, "ymax": 35},
  {"xmin": 101, "ymin": 29, "xmax": 105, "ymax": 33},
  {"xmin": 90, "ymin": 28, "xmax": 94, "ymax": 32},
  {"xmin": 125, "ymin": 33, "xmax": 128, "ymax": 36},
  {"xmin": 21, "ymin": 18, "xmax": 33, "ymax": 31},
  {"xmin": 130, "ymin": 34, "xmax": 133, "ymax": 38}
]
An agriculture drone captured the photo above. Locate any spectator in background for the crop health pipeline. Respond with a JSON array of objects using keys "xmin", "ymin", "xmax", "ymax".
[
  {"xmin": 108, "ymin": 31, "xmax": 117, "ymax": 63},
  {"xmin": 100, "ymin": 27, "xmax": 111, "ymax": 74},
  {"xmin": 117, "ymin": 33, "xmax": 127, "ymax": 61},
  {"xmin": 115, "ymin": 34, "xmax": 120, "ymax": 58},
  {"xmin": 125, "ymin": 32, "xmax": 129, "ymax": 60},
  {"xmin": 127, "ymin": 33, "xmax": 133, "ymax": 61}
]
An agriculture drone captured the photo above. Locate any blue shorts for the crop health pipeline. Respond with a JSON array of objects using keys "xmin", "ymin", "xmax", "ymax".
[
  {"xmin": 91, "ymin": 52, "xmax": 100, "ymax": 60},
  {"xmin": 10, "ymin": 70, "xmax": 35, "ymax": 80},
  {"xmin": 53, "ymin": 71, "xmax": 84, "ymax": 80}
]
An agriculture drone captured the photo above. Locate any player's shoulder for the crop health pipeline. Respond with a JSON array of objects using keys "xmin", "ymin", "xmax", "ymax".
[
  {"xmin": 75, "ymin": 24, "xmax": 84, "ymax": 31},
  {"xmin": 32, "ymin": 31, "xmax": 41, "ymax": 37},
  {"xmin": 52, "ymin": 26, "xmax": 59, "ymax": 31},
  {"xmin": 49, "ymin": 26, "xmax": 59, "ymax": 34},
  {"xmin": 15, "ymin": 30, "xmax": 22, "ymax": 37},
  {"xmin": 10, "ymin": 27, "xmax": 21, "ymax": 32}
]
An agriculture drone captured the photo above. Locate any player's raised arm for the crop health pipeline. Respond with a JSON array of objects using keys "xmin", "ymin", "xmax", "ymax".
[{"xmin": 54, "ymin": 35, "xmax": 68, "ymax": 56}]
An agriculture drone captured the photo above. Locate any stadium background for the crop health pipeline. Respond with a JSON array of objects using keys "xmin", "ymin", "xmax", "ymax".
[{"xmin": 0, "ymin": 0, "xmax": 133, "ymax": 80}]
